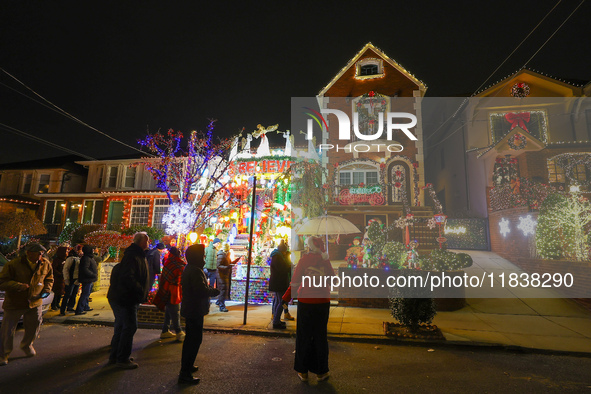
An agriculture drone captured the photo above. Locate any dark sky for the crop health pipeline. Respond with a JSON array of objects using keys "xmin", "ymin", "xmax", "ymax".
[{"xmin": 1, "ymin": 1, "xmax": 590, "ymax": 164}]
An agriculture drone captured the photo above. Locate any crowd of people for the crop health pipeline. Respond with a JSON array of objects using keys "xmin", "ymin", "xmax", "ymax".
[{"xmin": 0, "ymin": 232, "xmax": 334, "ymax": 385}]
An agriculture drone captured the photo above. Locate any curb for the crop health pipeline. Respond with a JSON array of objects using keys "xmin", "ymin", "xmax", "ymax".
[{"xmin": 46, "ymin": 316, "xmax": 591, "ymax": 358}]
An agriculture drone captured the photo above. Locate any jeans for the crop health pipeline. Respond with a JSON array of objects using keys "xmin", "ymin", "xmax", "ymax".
[
  {"xmin": 216, "ymin": 272, "xmax": 229, "ymax": 308},
  {"xmin": 272, "ymin": 292, "xmax": 284, "ymax": 324},
  {"xmin": 205, "ymin": 269, "xmax": 217, "ymax": 289},
  {"xmin": 294, "ymin": 302, "xmax": 330, "ymax": 375},
  {"xmin": 181, "ymin": 316, "xmax": 204, "ymax": 374},
  {"xmin": 61, "ymin": 283, "xmax": 79, "ymax": 313},
  {"xmin": 163, "ymin": 303, "xmax": 182, "ymax": 334},
  {"xmin": 75, "ymin": 282, "xmax": 93, "ymax": 314},
  {"xmin": 109, "ymin": 301, "xmax": 139, "ymax": 363}
]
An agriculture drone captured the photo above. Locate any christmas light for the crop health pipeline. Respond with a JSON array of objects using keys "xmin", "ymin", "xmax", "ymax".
[
  {"xmin": 517, "ymin": 215, "xmax": 537, "ymax": 236},
  {"xmin": 499, "ymin": 218, "xmax": 510, "ymax": 237},
  {"xmin": 161, "ymin": 201, "xmax": 196, "ymax": 235}
]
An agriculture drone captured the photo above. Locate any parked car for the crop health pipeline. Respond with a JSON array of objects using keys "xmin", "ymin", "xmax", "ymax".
[{"xmin": 0, "ymin": 252, "xmax": 54, "ymax": 321}]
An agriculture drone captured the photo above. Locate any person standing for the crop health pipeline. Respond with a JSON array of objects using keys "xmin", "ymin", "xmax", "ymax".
[
  {"xmin": 178, "ymin": 244, "xmax": 220, "ymax": 385},
  {"xmin": 145, "ymin": 243, "xmax": 165, "ymax": 291},
  {"xmin": 291, "ymin": 236, "xmax": 335, "ymax": 382},
  {"xmin": 75, "ymin": 245, "xmax": 98, "ymax": 315},
  {"xmin": 215, "ymin": 242, "xmax": 240, "ymax": 312},
  {"xmin": 60, "ymin": 246, "xmax": 82, "ymax": 315},
  {"xmin": 107, "ymin": 232, "xmax": 150, "ymax": 369},
  {"xmin": 204, "ymin": 238, "xmax": 221, "ymax": 290},
  {"xmin": 50, "ymin": 244, "xmax": 68, "ymax": 311},
  {"xmin": 0, "ymin": 243, "xmax": 54, "ymax": 366},
  {"xmin": 155, "ymin": 247, "xmax": 186, "ymax": 341},
  {"xmin": 269, "ymin": 240, "xmax": 290, "ymax": 329}
]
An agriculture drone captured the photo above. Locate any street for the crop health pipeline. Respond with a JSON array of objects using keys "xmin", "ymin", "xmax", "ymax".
[{"xmin": 1, "ymin": 324, "xmax": 590, "ymax": 393}]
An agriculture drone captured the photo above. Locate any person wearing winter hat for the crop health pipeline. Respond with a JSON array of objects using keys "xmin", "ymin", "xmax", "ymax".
[
  {"xmin": 290, "ymin": 236, "xmax": 334, "ymax": 382},
  {"xmin": 0, "ymin": 242, "xmax": 53, "ymax": 365}
]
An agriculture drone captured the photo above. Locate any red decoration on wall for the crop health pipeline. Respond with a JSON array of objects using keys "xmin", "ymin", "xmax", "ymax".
[{"xmin": 504, "ymin": 112, "xmax": 530, "ymax": 133}]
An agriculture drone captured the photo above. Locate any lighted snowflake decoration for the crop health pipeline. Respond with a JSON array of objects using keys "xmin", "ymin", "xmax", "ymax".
[
  {"xmin": 517, "ymin": 215, "xmax": 537, "ymax": 236},
  {"xmin": 162, "ymin": 201, "xmax": 196, "ymax": 235},
  {"xmin": 427, "ymin": 218, "xmax": 437, "ymax": 230},
  {"xmin": 499, "ymin": 218, "xmax": 511, "ymax": 237},
  {"xmin": 394, "ymin": 217, "xmax": 408, "ymax": 229}
]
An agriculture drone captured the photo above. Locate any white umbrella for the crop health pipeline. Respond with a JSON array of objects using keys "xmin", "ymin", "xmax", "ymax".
[{"xmin": 296, "ymin": 214, "xmax": 361, "ymax": 257}]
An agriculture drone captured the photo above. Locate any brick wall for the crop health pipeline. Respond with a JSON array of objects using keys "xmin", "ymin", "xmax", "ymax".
[
  {"xmin": 489, "ymin": 207, "xmax": 536, "ymax": 260},
  {"xmin": 138, "ymin": 304, "xmax": 186, "ymax": 327},
  {"xmin": 515, "ymin": 258, "xmax": 591, "ymax": 298}
]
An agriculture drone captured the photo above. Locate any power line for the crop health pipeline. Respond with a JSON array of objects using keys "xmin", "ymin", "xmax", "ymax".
[
  {"xmin": 426, "ymin": 0, "xmax": 585, "ymax": 150},
  {"xmin": 425, "ymin": 0, "xmax": 562, "ymax": 144},
  {"xmin": 0, "ymin": 68, "xmax": 153, "ymax": 157},
  {"xmin": 0, "ymin": 123, "xmax": 97, "ymax": 160}
]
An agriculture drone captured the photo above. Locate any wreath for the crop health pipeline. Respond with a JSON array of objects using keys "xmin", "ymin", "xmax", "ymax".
[
  {"xmin": 508, "ymin": 133, "xmax": 527, "ymax": 150},
  {"xmin": 511, "ymin": 82, "xmax": 530, "ymax": 98}
]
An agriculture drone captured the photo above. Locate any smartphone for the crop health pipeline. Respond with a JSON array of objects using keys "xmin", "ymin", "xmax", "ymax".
[{"xmin": 40, "ymin": 292, "xmax": 50, "ymax": 299}]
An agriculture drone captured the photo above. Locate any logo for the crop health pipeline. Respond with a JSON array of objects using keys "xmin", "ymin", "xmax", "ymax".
[{"xmin": 303, "ymin": 107, "xmax": 417, "ymax": 153}]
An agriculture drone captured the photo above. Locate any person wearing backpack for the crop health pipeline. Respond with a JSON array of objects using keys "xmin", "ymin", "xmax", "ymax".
[{"xmin": 60, "ymin": 246, "xmax": 82, "ymax": 316}]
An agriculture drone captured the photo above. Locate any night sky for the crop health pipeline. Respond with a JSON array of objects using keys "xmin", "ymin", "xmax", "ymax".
[{"xmin": 1, "ymin": 1, "xmax": 590, "ymax": 164}]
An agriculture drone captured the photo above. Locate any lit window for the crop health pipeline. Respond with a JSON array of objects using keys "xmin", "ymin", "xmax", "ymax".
[
  {"xmin": 83, "ymin": 200, "xmax": 104, "ymax": 224},
  {"xmin": 130, "ymin": 198, "xmax": 150, "ymax": 226},
  {"xmin": 547, "ymin": 158, "xmax": 565, "ymax": 184},
  {"xmin": 152, "ymin": 198, "xmax": 170, "ymax": 230},
  {"xmin": 38, "ymin": 174, "xmax": 50, "ymax": 193},
  {"xmin": 338, "ymin": 163, "xmax": 380, "ymax": 185},
  {"xmin": 44, "ymin": 200, "xmax": 65, "ymax": 224}
]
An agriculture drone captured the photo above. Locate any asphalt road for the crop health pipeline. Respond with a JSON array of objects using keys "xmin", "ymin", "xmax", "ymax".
[{"xmin": 1, "ymin": 323, "xmax": 590, "ymax": 393}]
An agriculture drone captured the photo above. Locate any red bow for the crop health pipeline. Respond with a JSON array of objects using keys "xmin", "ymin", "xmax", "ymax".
[{"xmin": 505, "ymin": 112, "xmax": 530, "ymax": 132}]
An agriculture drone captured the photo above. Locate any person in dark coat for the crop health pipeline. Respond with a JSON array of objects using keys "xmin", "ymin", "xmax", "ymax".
[
  {"xmin": 51, "ymin": 245, "xmax": 69, "ymax": 310},
  {"xmin": 269, "ymin": 239, "xmax": 290, "ymax": 329},
  {"xmin": 75, "ymin": 245, "xmax": 98, "ymax": 315},
  {"xmin": 215, "ymin": 242, "xmax": 240, "ymax": 312},
  {"xmin": 178, "ymin": 244, "xmax": 220, "ymax": 385},
  {"xmin": 145, "ymin": 243, "xmax": 165, "ymax": 291},
  {"xmin": 107, "ymin": 232, "xmax": 150, "ymax": 369}
]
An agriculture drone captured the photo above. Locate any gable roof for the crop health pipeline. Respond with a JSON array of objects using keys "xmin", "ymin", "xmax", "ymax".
[
  {"xmin": 475, "ymin": 68, "xmax": 587, "ymax": 97},
  {"xmin": 318, "ymin": 42, "xmax": 427, "ymax": 96}
]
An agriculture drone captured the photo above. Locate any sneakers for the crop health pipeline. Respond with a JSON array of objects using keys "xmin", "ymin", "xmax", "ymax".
[
  {"xmin": 85, "ymin": 308, "xmax": 94, "ymax": 312},
  {"xmin": 160, "ymin": 331, "xmax": 176, "ymax": 339},
  {"xmin": 116, "ymin": 360, "xmax": 139, "ymax": 369},
  {"xmin": 273, "ymin": 322, "xmax": 287, "ymax": 329},
  {"xmin": 219, "ymin": 307, "xmax": 229, "ymax": 312},
  {"xmin": 297, "ymin": 372, "xmax": 308, "ymax": 382},
  {"xmin": 75, "ymin": 311, "xmax": 87, "ymax": 315},
  {"xmin": 283, "ymin": 312, "xmax": 295, "ymax": 321},
  {"xmin": 22, "ymin": 346, "xmax": 36, "ymax": 357},
  {"xmin": 317, "ymin": 372, "xmax": 330, "ymax": 382},
  {"xmin": 176, "ymin": 332, "xmax": 186, "ymax": 342}
]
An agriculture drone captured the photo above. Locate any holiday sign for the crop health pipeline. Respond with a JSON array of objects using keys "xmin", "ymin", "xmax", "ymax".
[
  {"xmin": 338, "ymin": 184, "xmax": 385, "ymax": 205},
  {"xmin": 230, "ymin": 159, "xmax": 294, "ymax": 176}
]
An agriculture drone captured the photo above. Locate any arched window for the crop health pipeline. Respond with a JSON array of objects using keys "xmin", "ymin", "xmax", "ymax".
[{"xmin": 360, "ymin": 64, "xmax": 378, "ymax": 76}]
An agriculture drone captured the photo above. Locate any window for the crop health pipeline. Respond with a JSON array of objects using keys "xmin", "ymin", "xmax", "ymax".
[
  {"xmin": 360, "ymin": 64, "xmax": 378, "ymax": 76},
  {"xmin": 489, "ymin": 111, "xmax": 548, "ymax": 143},
  {"xmin": 83, "ymin": 200, "xmax": 104, "ymax": 224},
  {"xmin": 22, "ymin": 173, "xmax": 32, "ymax": 194},
  {"xmin": 97, "ymin": 167, "xmax": 104, "ymax": 188},
  {"xmin": 107, "ymin": 166, "xmax": 118, "ymax": 188},
  {"xmin": 124, "ymin": 167, "xmax": 136, "ymax": 188},
  {"xmin": 130, "ymin": 198, "xmax": 150, "ymax": 226},
  {"xmin": 338, "ymin": 163, "xmax": 379, "ymax": 185},
  {"xmin": 547, "ymin": 158, "xmax": 566, "ymax": 184},
  {"xmin": 43, "ymin": 200, "xmax": 65, "ymax": 224},
  {"xmin": 152, "ymin": 198, "xmax": 170, "ymax": 230},
  {"xmin": 38, "ymin": 174, "xmax": 50, "ymax": 193},
  {"xmin": 355, "ymin": 58, "xmax": 383, "ymax": 79}
]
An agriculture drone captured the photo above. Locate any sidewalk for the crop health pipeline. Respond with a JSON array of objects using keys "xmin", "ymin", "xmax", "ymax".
[{"xmin": 44, "ymin": 251, "xmax": 591, "ymax": 356}]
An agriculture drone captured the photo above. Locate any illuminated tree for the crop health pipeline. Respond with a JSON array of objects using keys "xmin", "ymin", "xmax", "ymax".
[
  {"xmin": 536, "ymin": 192, "xmax": 591, "ymax": 261},
  {"xmin": 138, "ymin": 120, "xmax": 237, "ymax": 236},
  {"xmin": 0, "ymin": 211, "xmax": 47, "ymax": 251}
]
